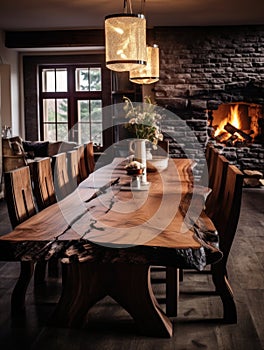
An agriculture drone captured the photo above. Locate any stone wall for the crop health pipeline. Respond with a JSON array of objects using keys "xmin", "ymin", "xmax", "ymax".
[
  {"xmin": 154, "ymin": 25, "xmax": 264, "ymax": 110},
  {"xmin": 152, "ymin": 25, "xmax": 264, "ymax": 173},
  {"xmin": 211, "ymin": 142, "xmax": 264, "ymax": 172}
]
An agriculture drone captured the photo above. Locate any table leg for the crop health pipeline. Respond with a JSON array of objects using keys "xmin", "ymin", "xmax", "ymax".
[
  {"xmin": 109, "ymin": 263, "xmax": 172, "ymax": 337},
  {"xmin": 50, "ymin": 262, "xmax": 173, "ymax": 337},
  {"xmin": 50, "ymin": 261, "xmax": 108, "ymax": 327},
  {"xmin": 165, "ymin": 267, "xmax": 179, "ymax": 317}
]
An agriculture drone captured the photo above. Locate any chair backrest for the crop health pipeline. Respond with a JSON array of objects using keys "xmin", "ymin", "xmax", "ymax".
[
  {"xmin": 32, "ymin": 157, "xmax": 57, "ymax": 211},
  {"xmin": 205, "ymin": 143, "xmax": 213, "ymax": 163},
  {"xmin": 207, "ymin": 147, "xmax": 219, "ymax": 189},
  {"xmin": 52, "ymin": 152, "xmax": 71, "ymax": 200},
  {"xmin": 75, "ymin": 144, "xmax": 88, "ymax": 183},
  {"xmin": 196, "ymin": 143, "xmax": 210, "ymax": 187},
  {"xmin": 213, "ymin": 164, "xmax": 244, "ymax": 264},
  {"xmin": 4, "ymin": 166, "xmax": 37, "ymax": 228},
  {"xmin": 84, "ymin": 142, "xmax": 95, "ymax": 174},
  {"xmin": 67, "ymin": 149, "xmax": 79, "ymax": 192},
  {"xmin": 205, "ymin": 154, "xmax": 229, "ymax": 221}
]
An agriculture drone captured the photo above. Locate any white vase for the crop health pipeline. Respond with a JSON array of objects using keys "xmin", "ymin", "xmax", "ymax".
[{"xmin": 129, "ymin": 139, "xmax": 149, "ymax": 185}]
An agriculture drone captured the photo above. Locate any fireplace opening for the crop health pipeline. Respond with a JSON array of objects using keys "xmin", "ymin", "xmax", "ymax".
[{"xmin": 209, "ymin": 102, "xmax": 264, "ymax": 146}]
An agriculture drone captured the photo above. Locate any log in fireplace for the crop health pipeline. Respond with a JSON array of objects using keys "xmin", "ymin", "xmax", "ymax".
[
  {"xmin": 210, "ymin": 102, "xmax": 264, "ymax": 146},
  {"xmin": 205, "ymin": 102, "xmax": 264, "ymax": 173}
]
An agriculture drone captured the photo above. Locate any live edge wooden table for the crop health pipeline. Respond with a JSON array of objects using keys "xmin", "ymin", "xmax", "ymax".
[{"xmin": 0, "ymin": 158, "xmax": 221, "ymax": 338}]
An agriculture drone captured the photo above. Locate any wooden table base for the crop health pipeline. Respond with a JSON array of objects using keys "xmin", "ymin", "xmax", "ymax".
[{"xmin": 49, "ymin": 261, "xmax": 173, "ymax": 338}]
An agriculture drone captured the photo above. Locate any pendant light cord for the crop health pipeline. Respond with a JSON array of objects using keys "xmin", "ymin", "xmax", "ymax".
[
  {"xmin": 128, "ymin": 0, "xmax": 132, "ymax": 13},
  {"xmin": 141, "ymin": 0, "xmax": 146, "ymax": 15},
  {"xmin": 123, "ymin": 0, "xmax": 132, "ymax": 14},
  {"xmin": 123, "ymin": 0, "xmax": 146, "ymax": 14}
]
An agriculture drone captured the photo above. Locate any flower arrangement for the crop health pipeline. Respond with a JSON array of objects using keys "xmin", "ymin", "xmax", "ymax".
[{"xmin": 123, "ymin": 96, "xmax": 164, "ymax": 149}]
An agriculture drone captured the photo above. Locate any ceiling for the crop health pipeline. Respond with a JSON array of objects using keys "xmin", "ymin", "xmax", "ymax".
[{"xmin": 0, "ymin": 0, "xmax": 264, "ymax": 31}]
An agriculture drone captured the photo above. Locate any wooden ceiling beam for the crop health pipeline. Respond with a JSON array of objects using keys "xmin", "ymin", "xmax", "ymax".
[{"xmin": 5, "ymin": 29, "xmax": 105, "ymax": 48}]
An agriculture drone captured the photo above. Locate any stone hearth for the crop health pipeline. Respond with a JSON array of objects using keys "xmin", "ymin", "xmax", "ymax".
[{"xmin": 151, "ymin": 26, "xmax": 264, "ymax": 174}]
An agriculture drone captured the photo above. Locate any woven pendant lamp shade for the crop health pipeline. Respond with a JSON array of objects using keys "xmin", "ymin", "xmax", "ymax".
[
  {"xmin": 129, "ymin": 45, "xmax": 159, "ymax": 84},
  {"xmin": 105, "ymin": 14, "xmax": 147, "ymax": 72}
]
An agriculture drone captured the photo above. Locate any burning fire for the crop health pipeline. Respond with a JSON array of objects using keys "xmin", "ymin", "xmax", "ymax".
[{"xmin": 214, "ymin": 104, "xmax": 242, "ymax": 139}]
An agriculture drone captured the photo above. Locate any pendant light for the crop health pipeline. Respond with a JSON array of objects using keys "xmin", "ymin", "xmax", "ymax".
[
  {"xmin": 129, "ymin": 44, "xmax": 159, "ymax": 84},
  {"xmin": 105, "ymin": 0, "xmax": 147, "ymax": 72}
]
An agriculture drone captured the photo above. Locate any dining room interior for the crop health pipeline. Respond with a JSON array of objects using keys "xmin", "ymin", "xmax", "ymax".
[{"xmin": 0, "ymin": 0, "xmax": 264, "ymax": 349}]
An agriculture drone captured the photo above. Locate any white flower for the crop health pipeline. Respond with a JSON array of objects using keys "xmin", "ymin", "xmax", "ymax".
[
  {"xmin": 123, "ymin": 96, "xmax": 164, "ymax": 146},
  {"xmin": 128, "ymin": 118, "xmax": 137, "ymax": 125}
]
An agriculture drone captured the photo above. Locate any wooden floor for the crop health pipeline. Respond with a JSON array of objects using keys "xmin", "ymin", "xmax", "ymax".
[{"xmin": 0, "ymin": 188, "xmax": 263, "ymax": 349}]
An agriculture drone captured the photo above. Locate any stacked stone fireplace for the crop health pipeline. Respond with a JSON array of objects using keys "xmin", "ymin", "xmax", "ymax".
[
  {"xmin": 152, "ymin": 25, "xmax": 264, "ymax": 175},
  {"xmin": 209, "ymin": 101, "xmax": 264, "ymax": 171}
]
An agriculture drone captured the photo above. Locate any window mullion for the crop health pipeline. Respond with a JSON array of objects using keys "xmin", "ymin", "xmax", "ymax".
[
  {"xmin": 68, "ymin": 66, "xmax": 76, "ymax": 138},
  {"xmin": 89, "ymin": 100, "xmax": 92, "ymax": 142},
  {"xmin": 55, "ymin": 98, "xmax": 58, "ymax": 140}
]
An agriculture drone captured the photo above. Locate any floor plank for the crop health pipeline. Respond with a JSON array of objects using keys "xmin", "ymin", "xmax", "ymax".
[{"xmin": 0, "ymin": 188, "xmax": 263, "ymax": 349}]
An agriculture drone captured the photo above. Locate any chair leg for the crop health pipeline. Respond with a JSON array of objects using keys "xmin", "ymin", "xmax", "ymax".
[
  {"xmin": 34, "ymin": 261, "xmax": 47, "ymax": 285},
  {"xmin": 48, "ymin": 258, "xmax": 59, "ymax": 278},
  {"xmin": 211, "ymin": 262, "xmax": 237, "ymax": 323},
  {"xmin": 11, "ymin": 261, "xmax": 34, "ymax": 313},
  {"xmin": 179, "ymin": 268, "xmax": 184, "ymax": 282},
  {"xmin": 165, "ymin": 267, "xmax": 179, "ymax": 317}
]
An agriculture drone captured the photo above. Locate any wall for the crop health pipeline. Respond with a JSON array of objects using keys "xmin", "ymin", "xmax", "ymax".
[
  {"xmin": 154, "ymin": 25, "xmax": 264, "ymax": 110},
  {"xmin": 152, "ymin": 25, "xmax": 264, "ymax": 173},
  {"xmin": 0, "ymin": 31, "xmax": 21, "ymax": 137},
  {"xmin": 1, "ymin": 26, "xmax": 264, "ymax": 172}
]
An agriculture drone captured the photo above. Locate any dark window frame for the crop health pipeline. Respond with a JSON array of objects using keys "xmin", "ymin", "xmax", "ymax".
[
  {"xmin": 39, "ymin": 63, "xmax": 104, "ymax": 143},
  {"xmin": 23, "ymin": 54, "xmax": 112, "ymax": 150}
]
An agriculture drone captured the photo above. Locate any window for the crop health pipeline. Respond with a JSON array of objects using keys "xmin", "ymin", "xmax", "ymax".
[
  {"xmin": 75, "ymin": 67, "xmax": 102, "ymax": 91},
  {"xmin": 42, "ymin": 68, "xmax": 68, "ymax": 92},
  {"xmin": 77, "ymin": 99, "xmax": 102, "ymax": 144},
  {"xmin": 22, "ymin": 54, "xmax": 112, "ymax": 150},
  {"xmin": 42, "ymin": 98, "xmax": 68, "ymax": 141},
  {"xmin": 39, "ymin": 64, "xmax": 106, "ymax": 145}
]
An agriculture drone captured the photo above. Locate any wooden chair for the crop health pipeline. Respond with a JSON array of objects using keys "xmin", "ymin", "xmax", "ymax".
[
  {"xmin": 4, "ymin": 166, "xmax": 46, "ymax": 310},
  {"xmin": 205, "ymin": 154, "xmax": 229, "ymax": 221},
  {"xmin": 213, "ymin": 165, "xmax": 244, "ymax": 273},
  {"xmin": 4, "ymin": 166, "xmax": 36, "ymax": 228},
  {"xmin": 31, "ymin": 157, "xmax": 57, "ymax": 211},
  {"xmin": 210, "ymin": 164, "xmax": 244, "ymax": 323},
  {"xmin": 207, "ymin": 147, "xmax": 219, "ymax": 189},
  {"xmin": 75, "ymin": 144, "xmax": 89, "ymax": 184},
  {"xmin": 84, "ymin": 142, "xmax": 95, "ymax": 174},
  {"xmin": 198, "ymin": 143, "xmax": 214, "ymax": 188},
  {"xmin": 165, "ymin": 163, "xmax": 243, "ymax": 323},
  {"xmin": 205, "ymin": 142, "xmax": 213, "ymax": 163},
  {"xmin": 52, "ymin": 152, "xmax": 71, "ymax": 200},
  {"xmin": 31, "ymin": 158, "xmax": 59, "ymax": 277},
  {"xmin": 67, "ymin": 149, "xmax": 79, "ymax": 192}
]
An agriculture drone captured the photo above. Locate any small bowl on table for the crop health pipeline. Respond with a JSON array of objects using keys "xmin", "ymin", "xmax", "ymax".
[
  {"xmin": 126, "ymin": 168, "xmax": 144, "ymax": 176},
  {"xmin": 147, "ymin": 156, "xmax": 169, "ymax": 173}
]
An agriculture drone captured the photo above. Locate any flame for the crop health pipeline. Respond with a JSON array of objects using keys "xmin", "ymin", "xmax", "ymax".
[
  {"xmin": 229, "ymin": 105, "xmax": 241, "ymax": 129},
  {"xmin": 214, "ymin": 104, "xmax": 242, "ymax": 139}
]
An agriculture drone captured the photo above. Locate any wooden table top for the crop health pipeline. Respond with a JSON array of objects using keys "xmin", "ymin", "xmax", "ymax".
[{"xmin": 0, "ymin": 158, "xmax": 221, "ymax": 270}]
